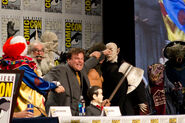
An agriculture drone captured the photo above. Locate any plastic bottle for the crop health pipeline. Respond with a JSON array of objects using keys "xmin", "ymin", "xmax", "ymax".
[
  {"xmin": 27, "ymin": 103, "xmax": 34, "ymax": 113},
  {"xmin": 78, "ymin": 95, "xmax": 85, "ymax": 116}
]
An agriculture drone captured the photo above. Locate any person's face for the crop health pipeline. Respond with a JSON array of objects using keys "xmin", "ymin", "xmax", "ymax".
[
  {"xmin": 32, "ymin": 44, "xmax": 44, "ymax": 63},
  {"xmin": 106, "ymin": 43, "xmax": 118, "ymax": 62},
  {"xmin": 67, "ymin": 53, "xmax": 84, "ymax": 71},
  {"xmin": 95, "ymin": 89, "xmax": 103, "ymax": 103}
]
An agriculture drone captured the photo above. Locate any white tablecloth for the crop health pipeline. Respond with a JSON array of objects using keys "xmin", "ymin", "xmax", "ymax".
[{"xmin": 58, "ymin": 115, "xmax": 185, "ymax": 123}]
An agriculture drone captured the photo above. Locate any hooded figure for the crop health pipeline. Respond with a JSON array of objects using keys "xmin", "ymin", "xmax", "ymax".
[
  {"xmin": 0, "ymin": 36, "xmax": 65, "ymax": 117},
  {"xmin": 164, "ymin": 41, "xmax": 185, "ymax": 114}
]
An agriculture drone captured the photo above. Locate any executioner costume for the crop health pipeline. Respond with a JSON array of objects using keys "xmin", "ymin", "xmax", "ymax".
[{"xmin": 102, "ymin": 42, "xmax": 149, "ymax": 115}]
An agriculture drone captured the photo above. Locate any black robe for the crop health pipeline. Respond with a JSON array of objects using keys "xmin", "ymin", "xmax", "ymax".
[{"xmin": 101, "ymin": 62, "xmax": 128, "ymax": 115}]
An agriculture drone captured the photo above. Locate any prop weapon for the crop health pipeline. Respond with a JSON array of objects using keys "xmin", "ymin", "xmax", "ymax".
[{"xmin": 108, "ymin": 62, "xmax": 144, "ymax": 101}]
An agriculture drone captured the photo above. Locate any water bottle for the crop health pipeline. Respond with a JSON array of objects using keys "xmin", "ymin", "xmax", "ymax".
[
  {"xmin": 27, "ymin": 103, "xmax": 34, "ymax": 113},
  {"xmin": 78, "ymin": 95, "xmax": 85, "ymax": 116}
]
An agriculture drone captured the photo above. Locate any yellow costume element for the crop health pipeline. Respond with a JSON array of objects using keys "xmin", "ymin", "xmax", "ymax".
[
  {"xmin": 159, "ymin": 0, "xmax": 185, "ymax": 41},
  {"xmin": 14, "ymin": 70, "xmax": 46, "ymax": 117},
  {"xmin": 14, "ymin": 81, "xmax": 46, "ymax": 117}
]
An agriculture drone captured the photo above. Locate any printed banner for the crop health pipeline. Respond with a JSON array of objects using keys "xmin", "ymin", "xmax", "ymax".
[
  {"xmin": 1, "ymin": 15, "xmax": 20, "ymax": 46},
  {"xmin": 1, "ymin": 0, "xmax": 21, "ymax": 10},
  {"xmin": 151, "ymin": 119, "xmax": 159, "ymax": 123},
  {"xmin": 85, "ymin": 0, "xmax": 102, "ymax": 16},
  {"xmin": 45, "ymin": 18, "xmax": 63, "ymax": 51},
  {"xmin": 22, "ymin": 0, "xmax": 42, "ymax": 11},
  {"xmin": 65, "ymin": 19, "xmax": 82, "ymax": 51},
  {"xmin": 65, "ymin": 0, "xmax": 82, "ymax": 14},
  {"xmin": 0, "ymin": 73, "xmax": 16, "ymax": 123},
  {"xmin": 159, "ymin": 0, "xmax": 185, "ymax": 41},
  {"xmin": 84, "ymin": 21, "xmax": 103, "ymax": 49},
  {"xmin": 23, "ymin": 16, "xmax": 42, "ymax": 42},
  {"xmin": 45, "ymin": 0, "xmax": 62, "ymax": 13}
]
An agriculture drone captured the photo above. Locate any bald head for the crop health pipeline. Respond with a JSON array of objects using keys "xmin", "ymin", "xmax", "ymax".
[{"xmin": 106, "ymin": 42, "xmax": 120, "ymax": 63}]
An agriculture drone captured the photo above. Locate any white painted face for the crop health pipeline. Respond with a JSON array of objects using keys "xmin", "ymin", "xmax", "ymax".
[
  {"xmin": 106, "ymin": 42, "xmax": 118, "ymax": 62},
  {"xmin": 94, "ymin": 89, "xmax": 103, "ymax": 104}
]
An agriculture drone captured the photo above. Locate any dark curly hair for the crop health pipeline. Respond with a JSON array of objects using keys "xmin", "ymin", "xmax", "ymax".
[
  {"xmin": 66, "ymin": 48, "xmax": 85, "ymax": 60},
  {"xmin": 87, "ymin": 86, "xmax": 102, "ymax": 101}
]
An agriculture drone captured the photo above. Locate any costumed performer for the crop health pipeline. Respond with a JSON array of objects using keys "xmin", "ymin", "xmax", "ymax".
[
  {"xmin": 86, "ymin": 42, "xmax": 108, "ymax": 88},
  {"xmin": 0, "ymin": 36, "xmax": 65, "ymax": 118},
  {"xmin": 147, "ymin": 63, "xmax": 183, "ymax": 114},
  {"xmin": 86, "ymin": 86, "xmax": 110, "ymax": 116},
  {"xmin": 163, "ymin": 41, "xmax": 185, "ymax": 114},
  {"xmin": 41, "ymin": 31, "xmax": 59, "ymax": 66},
  {"xmin": 102, "ymin": 42, "xmax": 149, "ymax": 115}
]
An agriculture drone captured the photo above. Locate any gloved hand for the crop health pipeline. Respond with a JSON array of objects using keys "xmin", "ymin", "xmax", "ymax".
[
  {"xmin": 138, "ymin": 103, "xmax": 148, "ymax": 113},
  {"xmin": 52, "ymin": 81, "xmax": 61, "ymax": 86}
]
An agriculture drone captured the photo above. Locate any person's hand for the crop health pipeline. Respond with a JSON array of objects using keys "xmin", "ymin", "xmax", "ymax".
[
  {"xmin": 55, "ymin": 85, "xmax": 65, "ymax": 93},
  {"xmin": 101, "ymin": 99, "xmax": 111, "ymax": 107},
  {"xmin": 89, "ymin": 51, "xmax": 101, "ymax": 59},
  {"xmin": 13, "ymin": 109, "xmax": 34, "ymax": 118},
  {"xmin": 174, "ymin": 82, "xmax": 182, "ymax": 90},
  {"xmin": 138, "ymin": 103, "xmax": 148, "ymax": 113}
]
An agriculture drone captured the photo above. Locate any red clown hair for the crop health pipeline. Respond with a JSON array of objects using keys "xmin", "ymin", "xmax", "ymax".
[{"xmin": 3, "ymin": 36, "xmax": 26, "ymax": 58}]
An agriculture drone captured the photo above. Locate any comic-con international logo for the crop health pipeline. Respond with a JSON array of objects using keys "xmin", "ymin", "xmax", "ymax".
[
  {"xmin": 2, "ymin": 0, "xmax": 21, "ymax": 10},
  {"xmin": 85, "ymin": 0, "xmax": 101, "ymax": 16},
  {"xmin": 65, "ymin": 20, "xmax": 82, "ymax": 51},
  {"xmin": 24, "ymin": 17, "xmax": 42, "ymax": 42}
]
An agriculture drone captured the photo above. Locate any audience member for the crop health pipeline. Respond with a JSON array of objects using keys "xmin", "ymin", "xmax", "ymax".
[
  {"xmin": 0, "ymin": 36, "xmax": 65, "ymax": 118},
  {"xmin": 86, "ymin": 86, "xmax": 110, "ymax": 116},
  {"xmin": 147, "ymin": 63, "xmax": 183, "ymax": 114},
  {"xmin": 44, "ymin": 47, "xmax": 111, "ymax": 116}
]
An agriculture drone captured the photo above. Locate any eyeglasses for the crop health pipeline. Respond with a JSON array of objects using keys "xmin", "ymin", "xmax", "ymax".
[{"xmin": 33, "ymin": 49, "xmax": 44, "ymax": 53}]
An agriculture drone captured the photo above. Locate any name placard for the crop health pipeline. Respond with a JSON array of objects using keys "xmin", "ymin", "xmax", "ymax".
[
  {"xmin": 49, "ymin": 106, "xmax": 72, "ymax": 117},
  {"xmin": 103, "ymin": 106, "xmax": 121, "ymax": 116}
]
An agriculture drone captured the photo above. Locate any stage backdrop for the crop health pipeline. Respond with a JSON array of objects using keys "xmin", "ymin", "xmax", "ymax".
[
  {"xmin": 134, "ymin": 0, "xmax": 168, "ymax": 80},
  {"xmin": 0, "ymin": 0, "xmax": 103, "ymax": 56}
]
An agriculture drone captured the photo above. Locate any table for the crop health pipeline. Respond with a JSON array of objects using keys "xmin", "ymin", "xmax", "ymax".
[
  {"xmin": 58, "ymin": 115, "xmax": 185, "ymax": 123},
  {"xmin": 12, "ymin": 117, "xmax": 59, "ymax": 123},
  {"xmin": 12, "ymin": 115, "xmax": 185, "ymax": 123}
]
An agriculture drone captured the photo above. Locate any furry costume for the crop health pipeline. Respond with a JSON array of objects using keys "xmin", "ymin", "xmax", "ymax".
[
  {"xmin": 41, "ymin": 31, "xmax": 59, "ymax": 67},
  {"xmin": 164, "ymin": 41, "xmax": 185, "ymax": 114}
]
